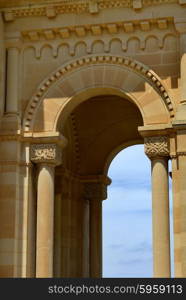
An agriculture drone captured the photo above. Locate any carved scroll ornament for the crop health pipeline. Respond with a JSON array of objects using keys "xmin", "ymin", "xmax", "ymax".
[{"xmin": 31, "ymin": 143, "xmax": 62, "ymax": 165}]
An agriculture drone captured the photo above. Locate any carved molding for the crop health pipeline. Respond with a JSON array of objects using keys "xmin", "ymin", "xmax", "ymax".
[
  {"xmin": 174, "ymin": 19, "xmax": 186, "ymax": 33},
  {"xmin": 15, "ymin": 30, "xmax": 177, "ymax": 61},
  {"xmin": 170, "ymin": 151, "xmax": 186, "ymax": 159},
  {"xmin": 144, "ymin": 136, "xmax": 170, "ymax": 158},
  {"xmin": 23, "ymin": 54, "xmax": 174, "ymax": 131},
  {"xmin": 30, "ymin": 143, "xmax": 62, "ymax": 165},
  {"xmin": 2, "ymin": 0, "xmax": 184, "ymax": 21},
  {"xmin": 84, "ymin": 182, "xmax": 108, "ymax": 200},
  {"xmin": 175, "ymin": 151, "xmax": 186, "ymax": 156},
  {"xmin": 20, "ymin": 18, "xmax": 172, "ymax": 43}
]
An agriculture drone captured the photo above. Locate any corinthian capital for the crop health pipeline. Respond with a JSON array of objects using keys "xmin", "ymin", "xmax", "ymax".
[
  {"xmin": 30, "ymin": 143, "xmax": 62, "ymax": 165},
  {"xmin": 144, "ymin": 136, "xmax": 169, "ymax": 158}
]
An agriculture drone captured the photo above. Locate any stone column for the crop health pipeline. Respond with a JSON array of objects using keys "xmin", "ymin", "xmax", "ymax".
[
  {"xmin": 84, "ymin": 182, "xmax": 108, "ymax": 278},
  {"xmin": 31, "ymin": 144, "xmax": 62, "ymax": 278},
  {"xmin": 82, "ymin": 198, "xmax": 90, "ymax": 277},
  {"xmin": 145, "ymin": 136, "xmax": 171, "ymax": 278},
  {"xmin": 54, "ymin": 192, "xmax": 62, "ymax": 277},
  {"xmin": 60, "ymin": 173, "xmax": 71, "ymax": 277},
  {"xmin": 6, "ymin": 47, "xmax": 19, "ymax": 113}
]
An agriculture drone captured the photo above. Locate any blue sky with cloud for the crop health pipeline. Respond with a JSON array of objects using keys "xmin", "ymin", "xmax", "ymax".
[{"xmin": 102, "ymin": 145, "xmax": 173, "ymax": 278}]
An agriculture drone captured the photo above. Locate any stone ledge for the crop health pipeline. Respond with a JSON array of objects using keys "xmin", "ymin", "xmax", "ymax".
[{"xmin": 0, "ymin": 0, "xmax": 182, "ymax": 20}]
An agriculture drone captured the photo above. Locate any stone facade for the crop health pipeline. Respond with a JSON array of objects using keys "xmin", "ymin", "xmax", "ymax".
[{"xmin": 0, "ymin": 0, "xmax": 186, "ymax": 277}]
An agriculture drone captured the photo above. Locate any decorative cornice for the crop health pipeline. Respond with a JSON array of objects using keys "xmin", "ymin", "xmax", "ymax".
[
  {"xmin": 170, "ymin": 151, "xmax": 186, "ymax": 159},
  {"xmin": 23, "ymin": 54, "xmax": 174, "ymax": 131},
  {"xmin": 30, "ymin": 143, "xmax": 62, "ymax": 165},
  {"xmin": 177, "ymin": 151, "xmax": 186, "ymax": 155},
  {"xmin": 175, "ymin": 151, "xmax": 186, "ymax": 156},
  {"xmin": 144, "ymin": 136, "xmax": 170, "ymax": 158},
  {"xmin": 174, "ymin": 18, "xmax": 186, "ymax": 33},
  {"xmin": 20, "ymin": 17, "xmax": 173, "ymax": 42},
  {"xmin": 0, "ymin": 160, "xmax": 33, "ymax": 167},
  {"xmin": 1, "ymin": 0, "xmax": 184, "ymax": 21}
]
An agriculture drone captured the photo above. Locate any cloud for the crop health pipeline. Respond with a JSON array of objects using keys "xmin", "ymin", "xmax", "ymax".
[
  {"xmin": 104, "ymin": 186, "xmax": 152, "ymax": 214},
  {"xmin": 118, "ymin": 257, "xmax": 152, "ymax": 266},
  {"xmin": 109, "ymin": 244, "xmax": 125, "ymax": 250},
  {"xmin": 130, "ymin": 241, "xmax": 152, "ymax": 254}
]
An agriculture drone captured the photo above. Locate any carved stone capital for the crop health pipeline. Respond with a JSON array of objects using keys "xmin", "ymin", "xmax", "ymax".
[
  {"xmin": 144, "ymin": 136, "xmax": 169, "ymax": 159},
  {"xmin": 84, "ymin": 182, "xmax": 108, "ymax": 201},
  {"xmin": 30, "ymin": 143, "xmax": 62, "ymax": 166}
]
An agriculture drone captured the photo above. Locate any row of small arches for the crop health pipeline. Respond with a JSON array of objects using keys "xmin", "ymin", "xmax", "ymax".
[{"xmin": 22, "ymin": 34, "xmax": 178, "ymax": 59}]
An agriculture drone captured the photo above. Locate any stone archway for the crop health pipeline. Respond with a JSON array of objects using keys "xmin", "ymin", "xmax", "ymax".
[
  {"xmin": 25, "ymin": 54, "xmax": 174, "ymax": 278},
  {"xmin": 23, "ymin": 54, "xmax": 174, "ymax": 133}
]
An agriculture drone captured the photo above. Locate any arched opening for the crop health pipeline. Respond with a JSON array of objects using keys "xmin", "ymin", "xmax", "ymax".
[
  {"xmin": 102, "ymin": 145, "xmax": 174, "ymax": 278},
  {"xmin": 26, "ymin": 56, "xmax": 174, "ymax": 278},
  {"xmin": 53, "ymin": 92, "xmax": 146, "ymax": 277},
  {"xmin": 60, "ymin": 93, "xmax": 143, "ymax": 175},
  {"xmin": 103, "ymin": 145, "xmax": 152, "ymax": 277}
]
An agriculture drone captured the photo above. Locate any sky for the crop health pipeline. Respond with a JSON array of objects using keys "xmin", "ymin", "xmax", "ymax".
[{"xmin": 102, "ymin": 144, "xmax": 173, "ymax": 278}]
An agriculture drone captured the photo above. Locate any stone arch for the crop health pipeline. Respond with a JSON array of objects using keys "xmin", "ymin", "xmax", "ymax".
[
  {"xmin": 23, "ymin": 54, "xmax": 175, "ymax": 132},
  {"xmin": 103, "ymin": 139, "xmax": 143, "ymax": 176}
]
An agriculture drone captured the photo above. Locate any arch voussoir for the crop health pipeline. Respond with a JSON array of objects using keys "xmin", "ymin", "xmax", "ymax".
[{"xmin": 23, "ymin": 55, "xmax": 175, "ymax": 132}]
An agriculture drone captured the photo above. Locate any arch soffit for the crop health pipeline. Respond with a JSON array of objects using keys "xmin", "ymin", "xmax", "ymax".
[{"xmin": 23, "ymin": 55, "xmax": 175, "ymax": 132}]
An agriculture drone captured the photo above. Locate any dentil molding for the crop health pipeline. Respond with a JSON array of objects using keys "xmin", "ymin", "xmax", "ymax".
[
  {"xmin": 1, "ymin": 0, "xmax": 185, "ymax": 21},
  {"xmin": 23, "ymin": 55, "xmax": 175, "ymax": 131}
]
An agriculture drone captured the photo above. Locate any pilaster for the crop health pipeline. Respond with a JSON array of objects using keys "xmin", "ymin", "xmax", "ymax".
[
  {"xmin": 170, "ymin": 127, "xmax": 186, "ymax": 276},
  {"xmin": 174, "ymin": 18, "xmax": 186, "ymax": 121}
]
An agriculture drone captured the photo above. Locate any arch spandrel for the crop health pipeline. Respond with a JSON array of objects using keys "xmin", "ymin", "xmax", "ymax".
[{"xmin": 23, "ymin": 55, "xmax": 175, "ymax": 133}]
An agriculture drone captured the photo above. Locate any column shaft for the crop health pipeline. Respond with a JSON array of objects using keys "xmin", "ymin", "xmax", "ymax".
[
  {"xmin": 83, "ymin": 199, "xmax": 90, "ymax": 277},
  {"xmin": 54, "ymin": 194, "xmax": 62, "ymax": 277},
  {"xmin": 6, "ymin": 47, "xmax": 19, "ymax": 113},
  {"xmin": 90, "ymin": 198, "xmax": 102, "ymax": 278},
  {"xmin": 61, "ymin": 180, "xmax": 71, "ymax": 277},
  {"xmin": 36, "ymin": 164, "xmax": 55, "ymax": 278},
  {"xmin": 171, "ymin": 157, "xmax": 182, "ymax": 277},
  {"xmin": 176, "ymin": 154, "xmax": 186, "ymax": 276},
  {"xmin": 70, "ymin": 180, "xmax": 83, "ymax": 277},
  {"xmin": 151, "ymin": 158, "xmax": 171, "ymax": 277}
]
